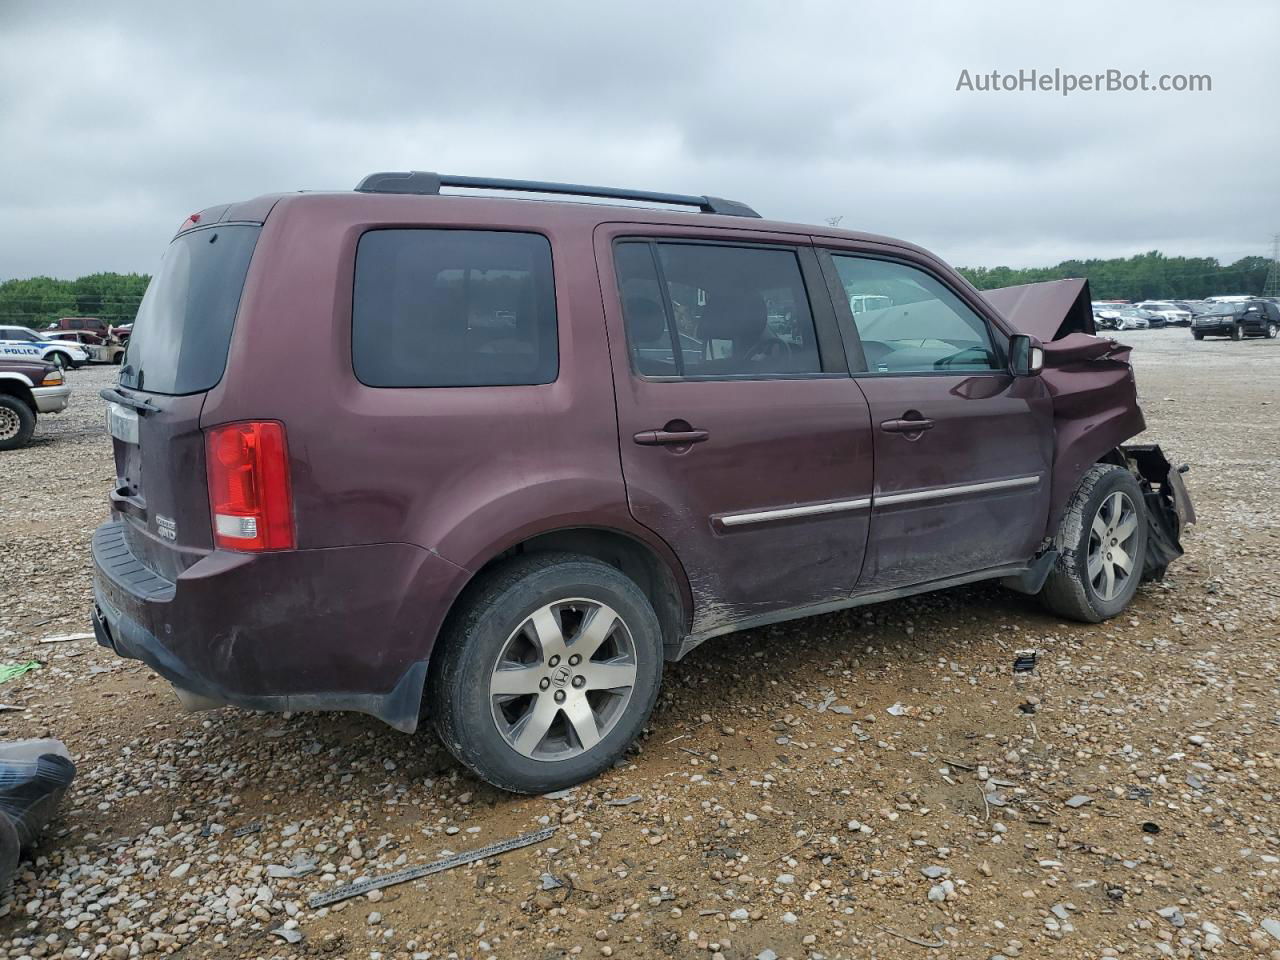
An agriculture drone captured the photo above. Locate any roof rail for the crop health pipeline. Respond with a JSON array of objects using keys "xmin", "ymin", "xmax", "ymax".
[{"xmin": 353, "ymin": 171, "xmax": 761, "ymax": 218}]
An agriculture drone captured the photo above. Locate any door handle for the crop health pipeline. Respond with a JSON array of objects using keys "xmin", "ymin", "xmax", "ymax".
[
  {"xmin": 880, "ymin": 417, "xmax": 935, "ymax": 434},
  {"xmin": 634, "ymin": 428, "xmax": 710, "ymax": 446}
]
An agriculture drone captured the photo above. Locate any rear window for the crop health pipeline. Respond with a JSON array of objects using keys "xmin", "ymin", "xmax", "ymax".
[
  {"xmin": 120, "ymin": 225, "xmax": 260, "ymax": 395},
  {"xmin": 352, "ymin": 229, "xmax": 558, "ymax": 387}
]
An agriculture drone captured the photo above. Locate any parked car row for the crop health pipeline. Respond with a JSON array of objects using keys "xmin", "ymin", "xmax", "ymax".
[
  {"xmin": 0, "ymin": 325, "xmax": 90, "ymax": 369},
  {"xmin": 1092, "ymin": 297, "xmax": 1280, "ymax": 340},
  {"xmin": 0, "ymin": 317, "xmax": 131, "ymax": 369}
]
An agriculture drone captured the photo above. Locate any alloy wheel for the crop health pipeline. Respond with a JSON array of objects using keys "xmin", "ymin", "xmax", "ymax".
[
  {"xmin": 489, "ymin": 598, "xmax": 638, "ymax": 761},
  {"xmin": 0, "ymin": 407, "xmax": 20, "ymax": 442},
  {"xmin": 1087, "ymin": 491, "xmax": 1139, "ymax": 601}
]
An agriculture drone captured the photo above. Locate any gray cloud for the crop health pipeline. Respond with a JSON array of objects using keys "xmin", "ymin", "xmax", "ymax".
[{"xmin": 1, "ymin": 0, "xmax": 1275, "ymax": 278}]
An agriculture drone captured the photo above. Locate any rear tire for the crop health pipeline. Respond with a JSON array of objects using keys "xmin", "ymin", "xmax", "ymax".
[
  {"xmin": 0, "ymin": 395, "xmax": 36, "ymax": 451},
  {"xmin": 1039, "ymin": 464, "xmax": 1148, "ymax": 623},
  {"xmin": 428, "ymin": 552, "xmax": 664, "ymax": 793}
]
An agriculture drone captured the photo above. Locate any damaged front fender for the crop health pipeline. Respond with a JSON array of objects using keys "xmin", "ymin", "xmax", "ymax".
[
  {"xmin": 1040, "ymin": 333, "xmax": 1147, "ymax": 534},
  {"xmin": 983, "ymin": 280, "xmax": 1194, "ymax": 582}
]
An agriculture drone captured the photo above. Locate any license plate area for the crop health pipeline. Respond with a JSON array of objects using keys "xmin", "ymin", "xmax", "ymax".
[{"xmin": 106, "ymin": 402, "xmax": 139, "ymax": 444}]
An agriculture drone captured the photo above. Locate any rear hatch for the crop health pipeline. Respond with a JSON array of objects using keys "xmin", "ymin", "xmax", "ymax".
[{"xmin": 105, "ymin": 223, "xmax": 260, "ymax": 581}]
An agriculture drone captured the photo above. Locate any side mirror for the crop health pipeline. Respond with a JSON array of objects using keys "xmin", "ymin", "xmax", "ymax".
[{"xmin": 1008, "ymin": 334, "xmax": 1043, "ymax": 377}]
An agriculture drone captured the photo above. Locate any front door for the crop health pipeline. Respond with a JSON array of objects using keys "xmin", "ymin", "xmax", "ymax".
[
  {"xmin": 597, "ymin": 226, "xmax": 875, "ymax": 637},
  {"xmin": 821, "ymin": 248, "xmax": 1054, "ymax": 592}
]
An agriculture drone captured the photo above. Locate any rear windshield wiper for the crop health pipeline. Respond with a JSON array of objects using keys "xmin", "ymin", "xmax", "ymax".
[{"xmin": 100, "ymin": 386, "xmax": 156, "ymax": 415}]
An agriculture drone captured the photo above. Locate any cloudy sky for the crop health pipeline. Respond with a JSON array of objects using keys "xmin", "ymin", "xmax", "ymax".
[{"xmin": 1, "ymin": 0, "xmax": 1275, "ymax": 279}]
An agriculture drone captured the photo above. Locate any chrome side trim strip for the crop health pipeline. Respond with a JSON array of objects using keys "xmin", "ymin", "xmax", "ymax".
[
  {"xmin": 874, "ymin": 474, "xmax": 1040, "ymax": 507},
  {"xmin": 716, "ymin": 475, "xmax": 1041, "ymax": 528},
  {"xmin": 718, "ymin": 497, "xmax": 873, "ymax": 527}
]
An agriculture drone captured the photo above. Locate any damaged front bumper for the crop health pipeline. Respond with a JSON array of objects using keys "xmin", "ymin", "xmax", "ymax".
[{"xmin": 1122, "ymin": 444, "xmax": 1195, "ymax": 580}]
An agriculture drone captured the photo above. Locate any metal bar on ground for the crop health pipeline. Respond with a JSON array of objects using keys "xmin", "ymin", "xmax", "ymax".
[{"xmin": 307, "ymin": 826, "xmax": 557, "ymax": 908}]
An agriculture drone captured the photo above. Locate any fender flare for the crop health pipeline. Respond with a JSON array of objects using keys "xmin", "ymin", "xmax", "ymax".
[
  {"xmin": 0, "ymin": 371, "xmax": 37, "ymax": 389},
  {"xmin": 448, "ymin": 512, "xmax": 694, "ymax": 626}
]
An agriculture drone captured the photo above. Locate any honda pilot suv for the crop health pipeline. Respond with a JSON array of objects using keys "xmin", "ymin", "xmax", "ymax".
[{"xmin": 92, "ymin": 172, "xmax": 1193, "ymax": 793}]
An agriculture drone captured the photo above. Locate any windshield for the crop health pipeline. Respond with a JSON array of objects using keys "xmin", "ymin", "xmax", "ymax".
[
  {"xmin": 1203, "ymin": 303, "xmax": 1239, "ymax": 315},
  {"xmin": 120, "ymin": 225, "xmax": 260, "ymax": 395}
]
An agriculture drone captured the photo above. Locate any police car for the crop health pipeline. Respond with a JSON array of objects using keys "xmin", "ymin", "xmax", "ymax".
[{"xmin": 0, "ymin": 325, "xmax": 90, "ymax": 369}]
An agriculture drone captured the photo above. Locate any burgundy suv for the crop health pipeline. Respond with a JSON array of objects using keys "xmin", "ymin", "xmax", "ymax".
[{"xmin": 92, "ymin": 173, "xmax": 1193, "ymax": 792}]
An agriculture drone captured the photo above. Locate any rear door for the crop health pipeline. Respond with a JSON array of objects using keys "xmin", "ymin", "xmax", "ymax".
[
  {"xmin": 596, "ymin": 224, "xmax": 874, "ymax": 636},
  {"xmin": 105, "ymin": 223, "xmax": 261, "ymax": 581},
  {"xmin": 819, "ymin": 245, "xmax": 1053, "ymax": 592}
]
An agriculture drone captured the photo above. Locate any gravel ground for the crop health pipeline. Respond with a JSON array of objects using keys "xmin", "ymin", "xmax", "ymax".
[{"xmin": 0, "ymin": 329, "xmax": 1277, "ymax": 960}]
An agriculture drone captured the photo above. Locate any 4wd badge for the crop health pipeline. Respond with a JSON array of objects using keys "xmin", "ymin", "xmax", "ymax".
[{"xmin": 155, "ymin": 515, "xmax": 177, "ymax": 541}]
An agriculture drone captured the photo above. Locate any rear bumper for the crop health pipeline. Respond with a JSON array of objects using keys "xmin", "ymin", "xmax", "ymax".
[
  {"xmin": 32, "ymin": 384, "xmax": 70, "ymax": 414},
  {"xmin": 91, "ymin": 520, "xmax": 469, "ymax": 732}
]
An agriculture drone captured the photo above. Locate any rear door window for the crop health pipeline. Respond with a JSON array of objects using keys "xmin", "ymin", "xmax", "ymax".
[
  {"xmin": 615, "ymin": 240, "xmax": 823, "ymax": 378},
  {"xmin": 120, "ymin": 225, "xmax": 261, "ymax": 395},
  {"xmin": 352, "ymin": 230, "xmax": 558, "ymax": 387}
]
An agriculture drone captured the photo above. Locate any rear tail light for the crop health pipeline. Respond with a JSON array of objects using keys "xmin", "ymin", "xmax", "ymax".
[{"xmin": 205, "ymin": 421, "xmax": 295, "ymax": 551}]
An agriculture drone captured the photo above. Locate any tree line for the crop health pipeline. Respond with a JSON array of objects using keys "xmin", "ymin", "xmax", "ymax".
[
  {"xmin": 0, "ymin": 250, "xmax": 1273, "ymax": 330},
  {"xmin": 958, "ymin": 251, "xmax": 1273, "ymax": 301},
  {"xmin": 0, "ymin": 274, "xmax": 151, "ymax": 329}
]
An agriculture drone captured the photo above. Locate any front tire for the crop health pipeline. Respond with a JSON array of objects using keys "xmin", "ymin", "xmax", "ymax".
[
  {"xmin": 45, "ymin": 351, "xmax": 69, "ymax": 370},
  {"xmin": 1267, "ymin": 322, "xmax": 1278, "ymax": 339},
  {"xmin": 1231, "ymin": 324, "xmax": 1243, "ymax": 341},
  {"xmin": 1192, "ymin": 331, "xmax": 1204, "ymax": 340},
  {"xmin": 0, "ymin": 395, "xmax": 36, "ymax": 450},
  {"xmin": 428, "ymin": 552, "xmax": 664, "ymax": 793},
  {"xmin": 1039, "ymin": 464, "xmax": 1148, "ymax": 623}
]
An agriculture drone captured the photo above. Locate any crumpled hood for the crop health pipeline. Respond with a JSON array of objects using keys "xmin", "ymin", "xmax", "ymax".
[{"xmin": 981, "ymin": 277, "xmax": 1096, "ymax": 341}]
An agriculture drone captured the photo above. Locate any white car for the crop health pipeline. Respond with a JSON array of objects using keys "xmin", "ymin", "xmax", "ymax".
[
  {"xmin": 1112, "ymin": 308, "xmax": 1152, "ymax": 331},
  {"xmin": 849, "ymin": 294, "xmax": 894, "ymax": 314},
  {"xmin": 0, "ymin": 325, "xmax": 90, "ymax": 369},
  {"xmin": 1137, "ymin": 301, "xmax": 1192, "ymax": 326},
  {"xmin": 1091, "ymin": 301, "xmax": 1128, "ymax": 329}
]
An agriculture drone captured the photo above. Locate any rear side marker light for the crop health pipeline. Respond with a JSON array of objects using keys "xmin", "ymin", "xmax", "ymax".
[{"xmin": 205, "ymin": 421, "xmax": 295, "ymax": 551}]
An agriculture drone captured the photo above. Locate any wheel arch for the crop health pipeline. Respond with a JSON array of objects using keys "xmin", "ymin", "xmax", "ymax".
[
  {"xmin": 434, "ymin": 524, "xmax": 693, "ymax": 669},
  {"xmin": 0, "ymin": 375, "xmax": 37, "ymax": 413}
]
